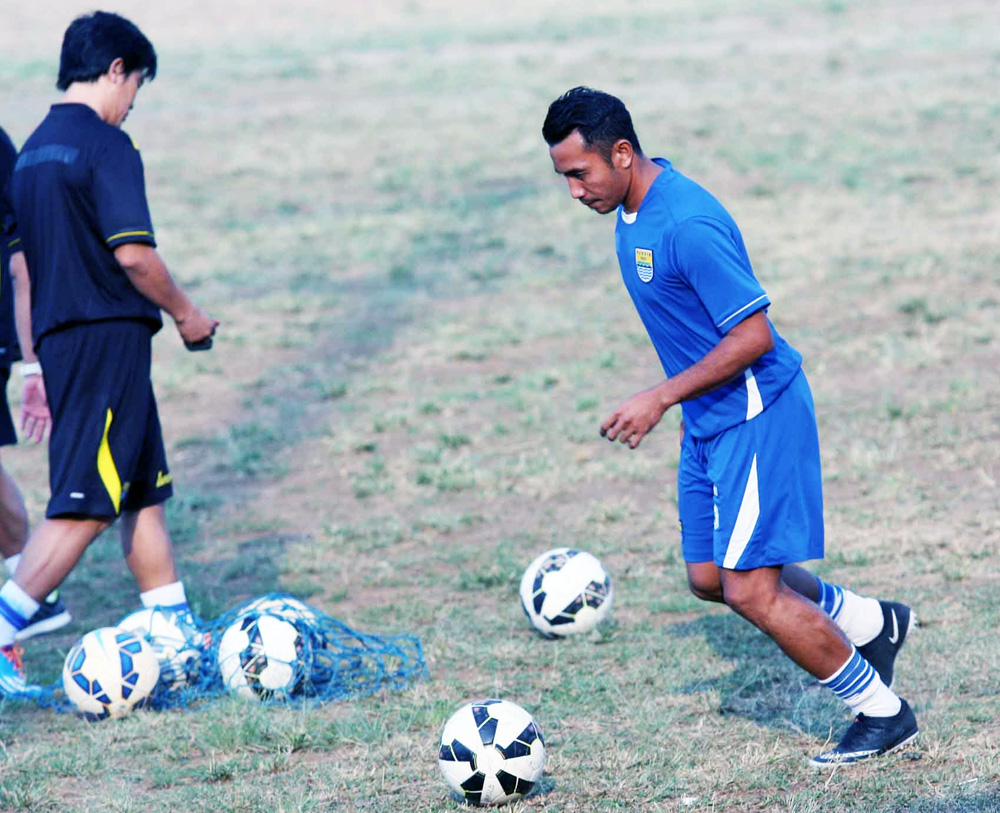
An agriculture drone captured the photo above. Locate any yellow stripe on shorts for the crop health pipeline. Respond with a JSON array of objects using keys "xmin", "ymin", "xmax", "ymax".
[{"xmin": 97, "ymin": 408, "xmax": 122, "ymax": 514}]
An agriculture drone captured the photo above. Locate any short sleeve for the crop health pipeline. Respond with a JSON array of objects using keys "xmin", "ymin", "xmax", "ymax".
[
  {"xmin": 93, "ymin": 132, "xmax": 156, "ymax": 249},
  {"xmin": 670, "ymin": 217, "xmax": 769, "ymax": 333}
]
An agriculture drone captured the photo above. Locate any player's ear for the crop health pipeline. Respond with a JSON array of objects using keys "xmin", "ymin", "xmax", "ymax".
[
  {"xmin": 107, "ymin": 57, "xmax": 127, "ymax": 84},
  {"xmin": 611, "ymin": 139, "xmax": 634, "ymax": 171}
]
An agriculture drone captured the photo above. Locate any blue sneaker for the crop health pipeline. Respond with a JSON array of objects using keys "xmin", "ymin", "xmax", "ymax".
[
  {"xmin": 14, "ymin": 595, "xmax": 72, "ymax": 641},
  {"xmin": 0, "ymin": 644, "xmax": 40, "ymax": 698},
  {"xmin": 858, "ymin": 601, "xmax": 915, "ymax": 690},
  {"xmin": 810, "ymin": 699, "xmax": 919, "ymax": 767}
]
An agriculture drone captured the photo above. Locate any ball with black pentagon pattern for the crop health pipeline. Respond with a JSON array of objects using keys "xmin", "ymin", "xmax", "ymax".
[
  {"xmin": 519, "ymin": 547, "xmax": 613, "ymax": 637},
  {"xmin": 216, "ymin": 611, "xmax": 310, "ymax": 700},
  {"xmin": 438, "ymin": 698, "xmax": 546, "ymax": 806}
]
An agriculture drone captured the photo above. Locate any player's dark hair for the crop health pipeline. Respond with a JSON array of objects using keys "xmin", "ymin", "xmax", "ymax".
[
  {"xmin": 542, "ymin": 86, "xmax": 642, "ymax": 163},
  {"xmin": 57, "ymin": 11, "xmax": 157, "ymax": 91}
]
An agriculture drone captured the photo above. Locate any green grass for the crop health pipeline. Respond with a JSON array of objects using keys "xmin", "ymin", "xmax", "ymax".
[{"xmin": 1, "ymin": 0, "xmax": 999, "ymax": 810}]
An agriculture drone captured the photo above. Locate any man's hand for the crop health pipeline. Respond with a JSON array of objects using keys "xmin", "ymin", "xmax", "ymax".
[
  {"xmin": 21, "ymin": 375, "xmax": 50, "ymax": 443},
  {"xmin": 175, "ymin": 306, "xmax": 219, "ymax": 351},
  {"xmin": 600, "ymin": 384, "xmax": 672, "ymax": 449}
]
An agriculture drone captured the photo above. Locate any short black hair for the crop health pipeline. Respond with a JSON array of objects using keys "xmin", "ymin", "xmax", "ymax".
[
  {"xmin": 57, "ymin": 11, "xmax": 157, "ymax": 91},
  {"xmin": 542, "ymin": 87, "xmax": 642, "ymax": 163}
]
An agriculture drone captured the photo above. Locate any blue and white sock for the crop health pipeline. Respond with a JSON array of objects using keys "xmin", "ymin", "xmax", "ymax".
[
  {"xmin": 0, "ymin": 580, "xmax": 40, "ymax": 648},
  {"xmin": 140, "ymin": 581, "xmax": 189, "ymax": 613},
  {"xmin": 821, "ymin": 646, "xmax": 901, "ymax": 718},
  {"xmin": 815, "ymin": 577, "xmax": 883, "ymax": 646}
]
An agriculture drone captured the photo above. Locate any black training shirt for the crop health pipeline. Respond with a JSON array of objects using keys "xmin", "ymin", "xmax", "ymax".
[{"xmin": 10, "ymin": 104, "xmax": 162, "ymax": 348}]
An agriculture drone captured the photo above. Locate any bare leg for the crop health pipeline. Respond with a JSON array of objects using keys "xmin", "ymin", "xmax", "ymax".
[
  {"xmin": 12, "ymin": 517, "xmax": 111, "ymax": 601},
  {"xmin": 120, "ymin": 504, "xmax": 178, "ymax": 592},
  {"xmin": 0, "ymin": 461, "xmax": 29, "ymax": 559},
  {"xmin": 686, "ymin": 561, "xmax": 820, "ymax": 603},
  {"xmin": 719, "ymin": 565, "xmax": 851, "ymax": 679}
]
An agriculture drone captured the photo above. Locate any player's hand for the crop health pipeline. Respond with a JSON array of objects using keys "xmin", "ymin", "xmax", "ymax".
[
  {"xmin": 175, "ymin": 306, "xmax": 219, "ymax": 351},
  {"xmin": 20, "ymin": 374, "xmax": 50, "ymax": 444},
  {"xmin": 600, "ymin": 386, "xmax": 670, "ymax": 449}
]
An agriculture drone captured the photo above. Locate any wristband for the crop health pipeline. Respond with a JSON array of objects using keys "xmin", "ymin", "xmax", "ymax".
[{"xmin": 19, "ymin": 361, "xmax": 41, "ymax": 377}]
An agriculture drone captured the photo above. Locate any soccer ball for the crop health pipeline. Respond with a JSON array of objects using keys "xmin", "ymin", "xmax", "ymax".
[
  {"xmin": 235, "ymin": 593, "xmax": 319, "ymax": 627},
  {"xmin": 62, "ymin": 627, "xmax": 160, "ymax": 720},
  {"xmin": 116, "ymin": 607, "xmax": 203, "ymax": 692},
  {"xmin": 519, "ymin": 547, "xmax": 613, "ymax": 637},
  {"xmin": 438, "ymin": 699, "xmax": 545, "ymax": 806},
  {"xmin": 217, "ymin": 611, "xmax": 309, "ymax": 700}
]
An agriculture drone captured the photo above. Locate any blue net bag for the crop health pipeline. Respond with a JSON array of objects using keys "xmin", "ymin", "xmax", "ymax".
[{"xmin": 32, "ymin": 592, "xmax": 426, "ymax": 714}]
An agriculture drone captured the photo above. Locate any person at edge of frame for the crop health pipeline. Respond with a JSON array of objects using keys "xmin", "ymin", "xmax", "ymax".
[
  {"xmin": 0, "ymin": 10, "xmax": 219, "ymax": 697},
  {"xmin": 0, "ymin": 125, "xmax": 72, "ymax": 642}
]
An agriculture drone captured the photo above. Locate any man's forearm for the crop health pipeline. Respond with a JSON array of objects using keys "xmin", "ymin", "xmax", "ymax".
[
  {"xmin": 657, "ymin": 311, "xmax": 775, "ymax": 409},
  {"xmin": 10, "ymin": 251, "xmax": 38, "ymax": 363},
  {"xmin": 115, "ymin": 243, "xmax": 195, "ymax": 323}
]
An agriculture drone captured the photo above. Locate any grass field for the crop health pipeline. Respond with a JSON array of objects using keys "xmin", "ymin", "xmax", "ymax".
[{"xmin": 2, "ymin": 0, "xmax": 999, "ymax": 810}]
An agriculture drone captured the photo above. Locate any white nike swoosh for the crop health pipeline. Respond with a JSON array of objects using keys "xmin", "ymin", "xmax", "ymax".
[{"xmin": 887, "ymin": 609, "xmax": 899, "ymax": 644}]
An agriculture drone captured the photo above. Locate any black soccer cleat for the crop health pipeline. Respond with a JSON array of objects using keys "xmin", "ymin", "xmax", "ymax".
[
  {"xmin": 15, "ymin": 595, "xmax": 72, "ymax": 641},
  {"xmin": 857, "ymin": 600, "xmax": 915, "ymax": 690},
  {"xmin": 810, "ymin": 698, "xmax": 919, "ymax": 768}
]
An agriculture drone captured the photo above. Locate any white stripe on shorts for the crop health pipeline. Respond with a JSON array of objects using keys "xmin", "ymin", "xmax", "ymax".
[
  {"xmin": 723, "ymin": 454, "xmax": 760, "ymax": 569},
  {"xmin": 745, "ymin": 368, "xmax": 763, "ymax": 421}
]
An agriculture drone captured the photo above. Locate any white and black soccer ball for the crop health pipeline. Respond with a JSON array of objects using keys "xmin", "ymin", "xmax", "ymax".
[
  {"xmin": 438, "ymin": 699, "xmax": 545, "ymax": 806},
  {"xmin": 217, "ymin": 611, "xmax": 309, "ymax": 700},
  {"xmin": 235, "ymin": 593, "xmax": 319, "ymax": 628},
  {"xmin": 62, "ymin": 627, "xmax": 160, "ymax": 720},
  {"xmin": 519, "ymin": 547, "xmax": 613, "ymax": 637},
  {"xmin": 116, "ymin": 607, "xmax": 203, "ymax": 692}
]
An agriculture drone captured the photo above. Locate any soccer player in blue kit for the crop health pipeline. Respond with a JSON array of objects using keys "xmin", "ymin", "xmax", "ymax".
[
  {"xmin": 0, "ymin": 126, "xmax": 71, "ymax": 641},
  {"xmin": 543, "ymin": 87, "xmax": 918, "ymax": 766},
  {"xmin": 0, "ymin": 12, "xmax": 218, "ymax": 696}
]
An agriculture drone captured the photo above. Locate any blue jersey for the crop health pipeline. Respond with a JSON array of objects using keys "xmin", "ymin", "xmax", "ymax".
[
  {"xmin": 0, "ymin": 127, "xmax": 22, "ymax": 364},
  {"xmin": 614, "ymin": 159, "xmax": 802, "ymax": 439},
  {"xmin": 9, "ymin": 104, "xmax": 162, "ymax": 348}
]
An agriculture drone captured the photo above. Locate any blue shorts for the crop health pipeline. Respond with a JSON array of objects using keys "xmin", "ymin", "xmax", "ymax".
[
  {"xmin": 0, "ymin": 367, "xmax": 16, "ymax": 447},
  {"xmin": 38, "ymin": 320, "xmax": 173, "ymax": 519},
  {"xmin": 677, "ymin": 369, "xmax": 824, "ymax": 570}
]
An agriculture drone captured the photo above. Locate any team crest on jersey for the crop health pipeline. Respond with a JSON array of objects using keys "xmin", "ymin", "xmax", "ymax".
[{"xmin": 635, "ymin": 248, "xmax": 654, "ymax": 283}]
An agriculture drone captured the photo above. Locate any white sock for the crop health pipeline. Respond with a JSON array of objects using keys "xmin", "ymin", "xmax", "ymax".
[
  {"xmin": 833, "ymin": 588, "xmax": 883, "ymax": 647},
  {"xmin": 0, "ymin": 580, "xmax": 40, "ymax": 647},
  {"xmin": 4, "ymin": 555, "xmax": 59, "ymax": 604},
  {"xmin": 140, "ymin": 581, "xmax": 188, "ymax": 610},
  {"xmin": 821, "ymin": 647, "xmax": 902, "ymax": 718},
  {"xmin": 846, "ymin": 675, "xmax": 902, "ymax": 718}
]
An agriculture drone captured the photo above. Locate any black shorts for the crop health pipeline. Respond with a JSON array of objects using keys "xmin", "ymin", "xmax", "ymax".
[
  {"xmin": 38, "ymin": 320, "xmax": 173, "ymax": 519},
  {"xmin": 0, "ymin": 367, "xmax": 16, "ymax": 447}
]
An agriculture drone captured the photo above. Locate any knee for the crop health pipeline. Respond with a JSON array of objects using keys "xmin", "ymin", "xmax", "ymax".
[
  {"xmin": 688, "ymin": 579, "xmax": 721, "ymax": 603},
  {"xmin": 686, "ymin": 564, "xmax": 723, "ymax": 603},
  {"xmin": 721, "ymin": 578, "xmax": 777, "ymax": 623}
]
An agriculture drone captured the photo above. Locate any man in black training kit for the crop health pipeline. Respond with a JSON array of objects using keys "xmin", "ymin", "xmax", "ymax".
[
  {"xmin": 0, "ymin": 126, "xmax": 71, "ymax": 641},
  {"xmin": 542, "ymin": 87, "xmax": 917, "ymax": 766},
  {"xmin": 0, "ymin": 11, "xmax": 218, "ymax": 696}
]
